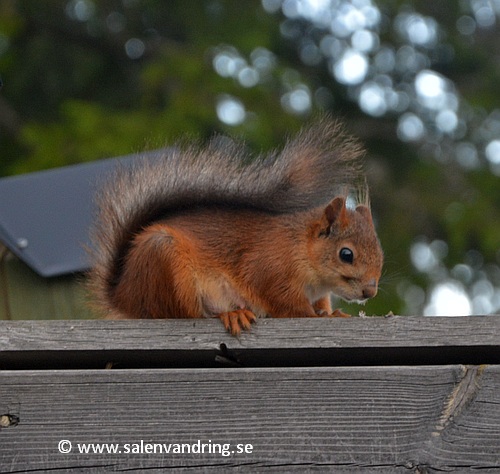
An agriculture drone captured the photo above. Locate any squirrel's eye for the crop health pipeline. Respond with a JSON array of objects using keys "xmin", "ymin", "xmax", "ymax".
[{"xmin": 339, "ymin": 247, "xmax": 354, "ymax": 264}]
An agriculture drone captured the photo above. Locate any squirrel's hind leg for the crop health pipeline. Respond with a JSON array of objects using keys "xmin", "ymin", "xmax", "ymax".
[{"xmin": 113, "ymin": 224, "xmax": 203, "ymax": 319}]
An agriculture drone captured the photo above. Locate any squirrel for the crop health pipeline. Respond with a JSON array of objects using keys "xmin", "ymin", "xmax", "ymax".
[{"xmin": 87, "ymin": 117, "xmax": 384, "ymax": 335}]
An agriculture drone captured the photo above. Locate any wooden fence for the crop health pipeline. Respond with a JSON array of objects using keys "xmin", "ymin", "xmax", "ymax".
[{"xmin": 1, "ymin": 315, "xmax": 499, "ymax": 471}]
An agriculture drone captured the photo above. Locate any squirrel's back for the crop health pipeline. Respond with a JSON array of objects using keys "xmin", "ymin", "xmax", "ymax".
[{"xmin": 88, "ymin": 118, "xmax": 366, "ymax": 312}]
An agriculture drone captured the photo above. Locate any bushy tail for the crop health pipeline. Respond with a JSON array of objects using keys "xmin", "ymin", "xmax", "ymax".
[{"xmin": 87, "ymin": 117, "xmax": 365, "ymax": 311}]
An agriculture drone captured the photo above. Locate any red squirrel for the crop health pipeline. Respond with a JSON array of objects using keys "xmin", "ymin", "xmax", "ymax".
[{"xmin": 88, "ymin": 118, "xmax": 384, "ymax": 335}]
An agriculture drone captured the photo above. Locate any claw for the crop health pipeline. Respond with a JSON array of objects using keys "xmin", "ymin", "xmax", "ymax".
[
  {"xmin": 218, "ymin": 309, "xmax": 256, "ymax": 336},
  {"xmin": 330, "ymin": 308, "xmax": 351, "ymax": 318}
]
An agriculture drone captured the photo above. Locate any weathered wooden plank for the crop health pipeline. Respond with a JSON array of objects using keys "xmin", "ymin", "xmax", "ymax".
[
  {"xmin": 1, "ymin": 365, "xmax": 499, "ymax": 471},
  {"xmin": 1, "ymin": 316, "xmax": 499, "ymax": 369}
]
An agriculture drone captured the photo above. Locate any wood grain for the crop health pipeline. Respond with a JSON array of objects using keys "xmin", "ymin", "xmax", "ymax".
[
  {"xmin": 1, "ymin": 317, "xmax": 499, "ymax": 470},
  {"xmin": 1, "ymin": 365, "xmax": 499, "ymax": 471},
  {"xmin": 1, "ymin": 316, "xmax": 499, "ymax": 369}
]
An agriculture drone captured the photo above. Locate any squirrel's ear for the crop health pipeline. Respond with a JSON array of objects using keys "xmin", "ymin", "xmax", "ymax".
[{"xmin": 319, "ymin": 197, "xmax": 348, "ymax": 237}]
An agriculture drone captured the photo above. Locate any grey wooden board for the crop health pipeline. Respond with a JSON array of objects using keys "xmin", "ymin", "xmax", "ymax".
[
  {"xmin": 1, "ymin": 316, "xmax": 500, "ymax": 369},
  {"xmin": 1, "ymin": 365, "xmax": 499, "ymax": 472}
]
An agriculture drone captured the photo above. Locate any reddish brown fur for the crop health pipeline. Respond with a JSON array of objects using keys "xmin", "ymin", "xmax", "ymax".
[
  {"xmin": 87, "ymin": 118, "xmax": 384, "ymax": 334},
  {"xmin": 107, "ymin": 199, "xmax": 383, "ymax": 333}
]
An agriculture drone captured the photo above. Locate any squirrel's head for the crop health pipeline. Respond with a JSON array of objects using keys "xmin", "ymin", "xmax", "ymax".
[{"xmin": 312, "ymin": 196, "xmax": 384, "ymax": 304}]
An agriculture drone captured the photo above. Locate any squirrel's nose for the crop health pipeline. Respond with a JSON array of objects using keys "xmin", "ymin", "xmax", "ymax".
[{"xmin": 362, "ymin": 279, "xmax": 378, "ymax": 299}]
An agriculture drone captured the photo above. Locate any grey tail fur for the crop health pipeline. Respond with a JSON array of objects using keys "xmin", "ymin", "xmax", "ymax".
[{"xmin": 87, "ymin": 117, "xmax": 366, "ymax": 310}]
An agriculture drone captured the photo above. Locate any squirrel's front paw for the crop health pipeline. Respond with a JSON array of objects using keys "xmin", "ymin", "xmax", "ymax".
[
  {"xmin": 218, "ymin": 309, "xmax": 256, "ymax": 336},
  {"xmin": 330, "ymin": 308, "xmax": 351, "ymax": 318}
]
